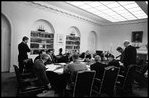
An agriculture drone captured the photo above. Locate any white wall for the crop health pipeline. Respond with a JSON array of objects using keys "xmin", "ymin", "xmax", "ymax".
[
  {"xmin": 2, "ymin": 2, "xmax": 101, "ymax": 72},
  {"xmin": 98, "ymin": 21, "xmax": 148, "ymax": 57}
]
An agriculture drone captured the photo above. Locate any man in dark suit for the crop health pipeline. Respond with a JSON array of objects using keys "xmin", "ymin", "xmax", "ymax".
[
  {"xmin": 18, "ymin": 36, "xmax": 30, "ymax": 73},
  {"xmin": 34, "ymin": 50, "xmax": 46, "ymax": 63},
  {"xmin": 90, "ymin": 55, "xmax": 106, "ymax": 79},
  {"xmin": 122, "ymin": 40, "xmax": 137, "ymax": 68},
  {"xmin": 81, "ymin": 50, "xmax": 92, "ymax": 62},
  {"xmin": 46, "ymin": 49, "xmax": 56, "ymax": 64},
  {"xmin": 107, "ymin": 54, "xmax": 120, "ymax": 67},
  {"xmin": 122, "ymin": 40, "xmax": 137, "ymax": 94},
  {"xmin": 33, "ymin": 54, "xmax": 51, "ymax": 90}
]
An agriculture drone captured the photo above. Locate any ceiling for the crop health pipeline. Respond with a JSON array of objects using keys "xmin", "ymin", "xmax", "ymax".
[
  {"xmin": 67, "ymin": 1, "xmax": 148, "ymax": 22},
  {"xmin": 33, "ymin": 1, "xmax": 148, "ymax": 25}
]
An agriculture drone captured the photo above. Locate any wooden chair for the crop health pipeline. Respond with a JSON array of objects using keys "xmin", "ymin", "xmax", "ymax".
[
  {"xmin": 18, "ymin": 58, "xmax": 36, "ymax": 79},
  {"xmin": 115, "ymin": 64, "xmax": 137, "ymax": 96},
  {"xmin": 92, "ymin": 66, "xmax": 120, "ymax": 97},
  {"xmin": 116, "ymin": 66, "xmax": 126, "ymax": 88},
  {"xmin": 24, "ymin": 58, "xmax": 36, "ymax": 76},
  {"xmin": 122, "ymin": 65, "xmax": 137, "ymax": 89},
  {"xmin": 13, "ymin": 65, "xmax": 45, "ymax": 97},
  {"xmin": 65, "ymin": 70, "xmax": 96, "ymax": 97}
]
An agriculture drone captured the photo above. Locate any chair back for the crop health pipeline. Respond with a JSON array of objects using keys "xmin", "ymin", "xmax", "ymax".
[
  {"xmin": 24, "ymin": 58, "xmax": 34, "ymax": 73},
  {"xmin": 13, "ymin": 65, "xmax": 22, "ymax": 86},
  {"xmin": 122, "ymin": 64, "xmax": 137, "ymax": 89},
  {"xmin": 73, "ymin": 70, "xmax": 96, "ymax": 97},
  {"xmin": 99, "ymin": 66, "xmax": 120, "ymax": 96}
]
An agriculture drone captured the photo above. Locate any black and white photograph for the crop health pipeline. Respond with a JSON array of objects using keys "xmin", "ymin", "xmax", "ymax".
[{"xmin": 1, "ymin": 1, "xmax": 148, "ymax": 97}]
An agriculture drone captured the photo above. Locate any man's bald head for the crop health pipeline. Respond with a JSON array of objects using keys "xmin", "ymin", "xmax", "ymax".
[
  {"xmin": 124, "ymin": 40, "xmax": 130, "ymax": 48},
  {"xmin": 94, "ymin": 55, "xmax": 101, "ymax": 62}
]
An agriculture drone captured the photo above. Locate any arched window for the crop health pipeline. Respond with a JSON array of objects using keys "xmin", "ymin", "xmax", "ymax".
[
  {"xmin": 88, "ymin": 31, "xmax": 97, "ymax": 53},
  {"xmin": 65, "ymin": 26, "xmax": 81, "ymax": 53},
  {"xmin": 30, "ymin": 19, "xmax": 55, "ymax": 55}
]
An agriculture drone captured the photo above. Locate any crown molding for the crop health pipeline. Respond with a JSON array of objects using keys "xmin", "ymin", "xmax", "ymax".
[
  {"xmin": 24, "ymin": 1, "xmax": 104, "ymax": 26},
  {"xmin": 23, "ymin": 2, "xmax": 148, "ymax": 26},
  {"xmin": 102, "ymin": 18, "xmax": 148, "ymax": 26}
]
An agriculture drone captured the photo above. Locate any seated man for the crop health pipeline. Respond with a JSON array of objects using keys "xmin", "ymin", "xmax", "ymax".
[
  {"xmin": 64, "ymin": 53, "xmax": 88, "ymax": 89},
  {"xmin": 90, "ymin": 55, "xmax": 107, "ymax": 79},
  {"xmin": 33, "ymin": 54, "xmax": 51, "ymax": 90},
  {"xmin": 107, "ymin": 54, "xmax": 120, "ymax": 67},
  {"xmin": 79, "ymin": 50, "xmax": 91, "ymax": 62},
  {"xmin": 56, "ymin": 48, "xmax": 65, "ymax": 63},
  {"xmin": 84, "ymin": 50, "xmax": 92, "ymax": 62},
  {"xmin": 46, "ymin": 49, "xmax": 56, "ymax": 64},
  {"xmin": 64, "ymin": 53, "xmax": 88, "ymax": 74},
  {"xmin": 34, "ymin": 50, "xmax": 46, "ymax": 63}
]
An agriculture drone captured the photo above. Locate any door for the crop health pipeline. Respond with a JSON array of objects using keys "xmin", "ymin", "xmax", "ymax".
[{"xmin": 1, "ymin": 14, "xmax": 11, "ymax": 72}]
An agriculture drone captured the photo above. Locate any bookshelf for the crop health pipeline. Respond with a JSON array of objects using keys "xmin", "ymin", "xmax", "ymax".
[
  {"xmin": 65, "ymin": 34, "xmax": 80, "ymax": 52},
  {"xmin": 30, "ymin": 29, "xmax": 54, "ymax": 55}
]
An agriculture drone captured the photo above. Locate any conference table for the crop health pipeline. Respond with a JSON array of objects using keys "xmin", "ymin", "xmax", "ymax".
[
  {"xmin": 45, "ymin": 62, "xmax": 91, "ymax": 74},
  {"xmin": 45, "ymin": 60, "xmax": 124, "ymax": 74}
]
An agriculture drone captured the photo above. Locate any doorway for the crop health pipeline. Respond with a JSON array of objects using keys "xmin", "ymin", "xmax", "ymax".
[{"xmin": 1, "ymin": 14, "xmax": 11, "ymax": 72}]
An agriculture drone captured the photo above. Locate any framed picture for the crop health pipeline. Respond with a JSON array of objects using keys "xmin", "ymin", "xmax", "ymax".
[
  {"xmin": 57, "ymin": 34, "xmax": 64, "ymax": 44},
  {"xmin": 131, "ymin": 31, "xmax": 143, "ymax": 43}
]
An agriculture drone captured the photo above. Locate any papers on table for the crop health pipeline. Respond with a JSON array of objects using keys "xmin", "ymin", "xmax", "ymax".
[
  {"xmin": 46, "ymin": 64, "xmax": 58, "ymax": 71},
  {"xmin": 46, "ymin": 64, "xmax": 63, "ymax": 74},
  {"xmin": 54, "ymin": 68, "xmax": 64, "ymax": 74},
  {"xmin": 58, "ymin": 63, "xmax": 66, "ymax": 66},
  {"xmin": 86, "ymin": 65, "xmax": 91, "ymax": 71},
  {"xmin": 37, "ymin": 90, "xmax": 55, "ymax": 97}
]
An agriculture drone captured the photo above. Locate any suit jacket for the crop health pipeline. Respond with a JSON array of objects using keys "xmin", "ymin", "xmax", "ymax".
[
  {"xmin": 108, "ymin": 59, "xmax": 120, "ymax": 67},
  {"xmin": 90, "ymin": 62, "xmax": 106, "ymax": 79},
  {"xmin": 18, "ymin": 42, "xmax": 30, "ymax": 62},
  {"xmin": 64, "ymin": 61, "xmax": 88, "ymax": 87},
  {"xmin": 120, "ymin": 52, "xmax": 125, "ymax": 63},
  {"xmin": 51, "ymin": 54, "xmax": 57, "ymax": 63},
  {"xmin": 56, "ymin": 54, "xmax": 66, "ymax": 63},
  {"xmin": 86, "ymin": 54, "xmax": 91, "ymax": 59},
  {"xmin": 122, "ymin": 45, "xmax": 137, "ymax": 67},
  {"xmin": 79, "ymin": 52, "xmax": 85, "ymax": 58},
  {"xmin": 33, "ymin": 59, "xmax": 49, "ymax": 85},
  {"xmin": 64, "ymin": 61, "xmax": 88, "ymax": 74}
]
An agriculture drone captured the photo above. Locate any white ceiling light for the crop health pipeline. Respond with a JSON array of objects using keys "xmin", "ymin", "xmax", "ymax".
[{"xmin": 67, "ymin": 1, "xmax": 148, "ymax": 22}]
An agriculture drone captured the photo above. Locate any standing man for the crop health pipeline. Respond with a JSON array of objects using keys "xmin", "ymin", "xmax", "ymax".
[
  {"xmin": 122, "ymin": 40, "xmax": 137, "ymax": 68},
  {"xmin": 116, "ymin": 46, "xmax": 124, "ymax": 63},
  {"xmin": 18, "ymin": 36, "xmax": 30, "ymax": 73},
  {"xmin": 122, "ymin": 40, "xmax": 137, "ymax": 94}
]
